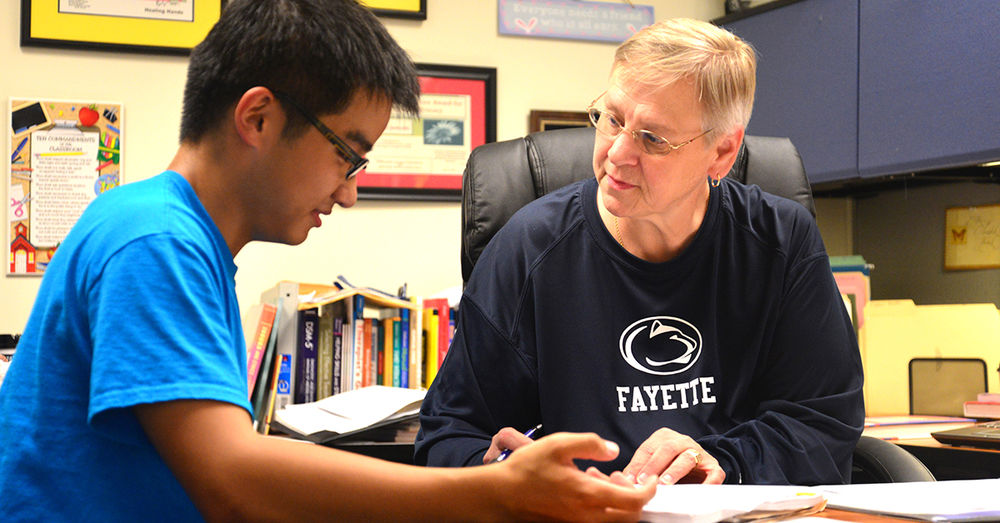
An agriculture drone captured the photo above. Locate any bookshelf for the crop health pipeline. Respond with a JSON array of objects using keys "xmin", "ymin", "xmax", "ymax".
[{"xmin": 249, "ymin": 280, "xmax": 455, "ymax": 435}]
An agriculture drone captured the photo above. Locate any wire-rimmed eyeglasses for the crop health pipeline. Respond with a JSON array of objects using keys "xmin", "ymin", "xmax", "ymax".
[{"xmin": 586, "ymin": 93, "xmax": 712, "ymax": 156}]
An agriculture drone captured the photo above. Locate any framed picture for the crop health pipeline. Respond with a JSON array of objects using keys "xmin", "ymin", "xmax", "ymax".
[
  {"xmin": 944, "ymin": 203, "xmax": 1000, "ymax": 271},
  {"xmin": 360, "ymin": 63, "xmax": 497, "ymax": 201},
  {"xmin": 529, "ymin": 110, "xmax": 592, "ymax": 133},
  {"xmin": 363, "ymin": 0, "xmax": 427, "ymax": 20},
  {"xmin": 20, "ymin": 0, "xmax": 225, "ymax": 55}
]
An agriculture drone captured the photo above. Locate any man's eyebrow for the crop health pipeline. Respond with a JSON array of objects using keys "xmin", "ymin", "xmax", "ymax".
[{"xmin": 345, "ymin": 130, "xmax": 374, "ymax": 154}]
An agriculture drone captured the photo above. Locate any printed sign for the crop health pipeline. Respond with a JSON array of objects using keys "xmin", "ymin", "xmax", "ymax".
[{"xmin": 498, "ymin": 0, "xmax": 654, "ymax": 43}]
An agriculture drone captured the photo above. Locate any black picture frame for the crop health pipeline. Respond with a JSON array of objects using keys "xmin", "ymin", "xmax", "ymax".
[
  {"xmin": 359, "ymin": 63, "xmax": 497, "ymax": 201},
  {"xmin": 20, "ymin": 0, "xmax": 226, "ymax": 56}
]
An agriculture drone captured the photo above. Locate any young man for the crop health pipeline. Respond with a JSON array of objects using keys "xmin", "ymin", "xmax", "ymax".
[{"xmin": 0, "ymin": 1, "xmax": 655, "ymax": 520}]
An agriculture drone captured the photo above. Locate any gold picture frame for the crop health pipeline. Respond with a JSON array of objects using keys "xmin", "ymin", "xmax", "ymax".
[
  {"xmin": 20, "ymin": 0, "xmax": 225, "ymax": 55},
  {"xmin": 529, "ymin": 110, "xmax": 592, "ymax": 133}
]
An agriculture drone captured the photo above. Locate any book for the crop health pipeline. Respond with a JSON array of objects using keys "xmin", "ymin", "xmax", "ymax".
[
  {"xmin": 963, "ymin": 400, "xmax": 1000, "ymax": 419},
  {"xmin": 295, "ymin": 308, "xmax": 319, "ymax": 404},
  {"xmin": 272, "ymin": 385, "xmax": 426, "ymax": 444},
  {"xmin": 316, "ymin": 304, "xmax": 334, "ymax": 400},
  {"xmin": 422, "ymin": 298, "xmax": 451, "ymax": 370},
  {"xmin": 977, "ymin": 392, "xmax": 1000, "ymax": 402},
  {"xmin": 398, "ymin": 308, "xmax": 410, "ymax": 388},
  {"xmin": 251, "ymin": 302, "xmax": 282, "ymax": 432},
  {"xmin": 641, "ymin": 484, "xmax": 826, "ymax": 523},
  {"xmin": 243, "ymin": 303, "xmax": 276, "ymax": 398},
  {"xmin": 332, "ymin": 316, "xmax": 344, "ymax": 395},
  {"xmin": 352, "ymin": 294, "xmax": 365, "ymax": 390},
  {"xmin": 260, "ymin": 281, "xmax": 301, "ymax": 412},
  {"xmin": 423, "ymin": 308, "xmax": 439, "ymax": 388}
]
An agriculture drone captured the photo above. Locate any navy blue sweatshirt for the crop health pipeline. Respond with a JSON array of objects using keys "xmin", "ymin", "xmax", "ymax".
[{"xmin": 416, "ymin": 178, "xmax": 864, "ymax": 485}]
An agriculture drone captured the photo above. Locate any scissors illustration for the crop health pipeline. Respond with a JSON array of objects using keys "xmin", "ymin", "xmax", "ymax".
[{"xmin": 10, "ymin": 195, "xmax": 30, "ymax": 219}]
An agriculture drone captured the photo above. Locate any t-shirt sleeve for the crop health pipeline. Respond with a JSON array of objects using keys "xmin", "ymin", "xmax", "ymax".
[{"xmin": 87, "ymin": 234, "xmax": 250, "ymax": 445}]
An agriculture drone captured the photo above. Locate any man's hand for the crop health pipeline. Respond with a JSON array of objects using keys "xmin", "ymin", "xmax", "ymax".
[
  {"xmin": 497, "ymin": 432, "xmax": 657, "ymax": 522},
  {"xmin": 622, "ymin": 427, "xmax": 725, "ymax": 485}
]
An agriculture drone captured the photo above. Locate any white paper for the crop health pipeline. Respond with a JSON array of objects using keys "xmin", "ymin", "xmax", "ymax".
[
  {"xmin": 641, "ymin": 484, "xmax": 825, "ymax": 523},
  {"xmin": 274, "ymin": 385, "xmax": 424, "ymax": 436},
  {"xmin": 29, "ymin": 129, "xmax": 100, "ymax": 247},
  {"xmin": 820, "ymin": 478, "xmax": 1000, "ymax": 520}
]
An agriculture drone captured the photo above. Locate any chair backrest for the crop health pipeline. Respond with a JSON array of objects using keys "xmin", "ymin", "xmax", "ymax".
[
  {"xmin": 909, "ymin": 357, "xmax": 988, "ymax": 416},
  {"xmin": 851, "ymin": 435, "xmax": 936, "ymax": 483},
  {"xmin": 461, "ymin": 126, "xmax": 815, "ymax": 283}
]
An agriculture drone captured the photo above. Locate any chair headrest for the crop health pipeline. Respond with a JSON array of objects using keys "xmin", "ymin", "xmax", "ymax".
[{"xmin": 460, "ymin": 127, "xmax": 814, "ymax": 283}]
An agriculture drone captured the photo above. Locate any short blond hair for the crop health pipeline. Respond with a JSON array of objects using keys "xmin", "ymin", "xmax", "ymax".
[{"xmin": 613, "ymin": 18, "xmax": 756, "ymax": 138}]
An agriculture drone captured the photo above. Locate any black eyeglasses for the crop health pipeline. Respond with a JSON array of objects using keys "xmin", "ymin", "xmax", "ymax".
[
  {"xmin": 271, "ymin": 90, "xmax": 368, "ymax": 180},
  {"xmin": 586, "ymin": 92, "xmax": 711, "ymax": 156}
]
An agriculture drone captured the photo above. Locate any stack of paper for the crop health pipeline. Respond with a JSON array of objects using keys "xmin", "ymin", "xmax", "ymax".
[
  {"xmin": 272, "ymin": 385, "xmax": 425, "ymax": 444},
  {"xmin": 640, "ymin": 484, "xmax": 825, "ymax": 523}
]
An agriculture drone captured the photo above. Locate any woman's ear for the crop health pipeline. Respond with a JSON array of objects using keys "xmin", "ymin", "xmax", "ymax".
[{"xmin": 708, "ymin": 127, "xmax": 745, "ymax": 181}]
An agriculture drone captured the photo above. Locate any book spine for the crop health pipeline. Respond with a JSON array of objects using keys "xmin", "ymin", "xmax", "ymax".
[
  {"xmin": 424, "ymin": 309, "xmax": 439, "ymax": 388},
  {"xmin": 382, "ymin": 317, "xmax": 394, "ymax": 386},
  {"xmin": 316, "ymin": 305, "xmax": 333, "ymax": 401},
  {"xmin": 251, "ymin": 303, "xmax": 281, "ymax": 430},
  {"xmin": 351, "ymin": 294, "xmax": 365, "ymax": 390},
  {"xmin": 399, "ymin": 308, "xmax": 410, "ymax": 388},
  {"xmin": 374, "ymin": 318, "xmax": 384, "ymax": 386},
  {"xmin": 392, "ymin": 318, "xmax": 402, "ymax": 388},
  {"xmin": 362, "ymin": 318, "xmax": 373, "ymax": 388},
  {"xmin": 246, "ymin": 304, "xmax": 276, "ymax": 398},
  {"xmin": 261, "ymin": 281, "xmax": 299, "ymax": 411},
  {"xmin": 295, "ymin": 308, "xmax": 319, "ymax": 404},
  {"xmin": 332, "ymin": 316, "xmax": 344, "ymax": 395}
]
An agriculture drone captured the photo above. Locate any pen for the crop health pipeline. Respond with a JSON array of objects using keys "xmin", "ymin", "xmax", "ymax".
[
  {"xmin": 495, "ymin": 424, "xmax": 542, "ymax": 462},
  {"xmin": 11, "ymin": 137, "xmax": 28, "ymax": 163}
]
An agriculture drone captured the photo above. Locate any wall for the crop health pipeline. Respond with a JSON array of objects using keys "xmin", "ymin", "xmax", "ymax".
[
  {"xmin": 854, "ymin": 182, "xmax": 1000, "ymax": 307},
  {"xmin": 1, "ymin": 0, "xmax": 724, "ymax": 333}
]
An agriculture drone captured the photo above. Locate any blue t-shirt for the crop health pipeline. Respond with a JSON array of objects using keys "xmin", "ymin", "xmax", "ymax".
[
  {"xmin": 416, "ymin": 178, "xmax": 865, "ymax": 485},
  {"xmin": 0, "ymin": 172, "xmax": 251, "ymax": 521}
]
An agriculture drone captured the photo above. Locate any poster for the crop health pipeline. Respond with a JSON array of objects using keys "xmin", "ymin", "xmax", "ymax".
[{"xmin": 8, "ymin": 98, "xmax": 122, "ymax": 275}]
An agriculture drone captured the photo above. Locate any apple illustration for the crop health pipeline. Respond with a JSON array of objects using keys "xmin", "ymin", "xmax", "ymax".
[{"xmin": 79, "ymin": 106, "xmax": 99, "ymax": 127}]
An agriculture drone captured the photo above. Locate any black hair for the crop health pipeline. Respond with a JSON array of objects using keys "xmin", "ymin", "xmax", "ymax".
[{"xmin": 179, "ymin": 0, "xmax": 420, "ymax": 143}]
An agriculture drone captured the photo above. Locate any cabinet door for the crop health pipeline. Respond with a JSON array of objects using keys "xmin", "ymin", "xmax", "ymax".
[
  {"xmin": 858, "ymin": 1, "xmax": 1000, "ymax": 178},
  {"xmin": 722, "ymin": 0, "xmax": 859, "ymax": 184}
]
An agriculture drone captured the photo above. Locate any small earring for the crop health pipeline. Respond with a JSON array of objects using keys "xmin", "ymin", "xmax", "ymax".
[{"xmin": 710, "ymin": 177, "xmax": 721, "ymax": 188}]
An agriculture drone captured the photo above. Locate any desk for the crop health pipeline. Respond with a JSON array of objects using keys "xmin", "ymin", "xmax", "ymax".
[
  {"xmin": 896, "ymin": 437, "xmax": 1000, "ymax": 480},
  {"xmin": 329, "ymin": 440, "xmax": 415, "ymax": 464}
]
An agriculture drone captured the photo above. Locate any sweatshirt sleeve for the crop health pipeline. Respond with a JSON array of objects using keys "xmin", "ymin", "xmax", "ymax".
[
  {"xmin": 414, "ymin": 296, "xmax": 542, "ymax": 467},
  {"xmin": 697, "ymin": 253, "xmax": 866, "ymax": 485}
]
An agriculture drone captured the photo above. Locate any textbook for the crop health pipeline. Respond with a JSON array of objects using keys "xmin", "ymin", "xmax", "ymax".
[{"xmin": 272, "ymin": 385, "xmax": 425, "ymax": 444}]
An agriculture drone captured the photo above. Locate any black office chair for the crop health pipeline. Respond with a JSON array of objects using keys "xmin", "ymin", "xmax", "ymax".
[
  {"xmin": 459, "ymin": 125, "xmax": 935, "ymax": 483},
  {"xmin": 851, "ymin": 435, "xmax": 936, "ymax": 483},
  {"xmin": 460, "ymin": 126, "xmax": 815, "ymax": 284}
]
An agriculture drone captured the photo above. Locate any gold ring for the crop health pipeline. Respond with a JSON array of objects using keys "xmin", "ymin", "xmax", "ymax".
[{"xmin": 685, "ymin": 448, "xmax": 702, "ymax": 465}]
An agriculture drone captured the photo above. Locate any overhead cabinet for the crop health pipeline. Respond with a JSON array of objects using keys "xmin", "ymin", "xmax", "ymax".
[{"xmin": 720, "ymin": 0, "xmax": 1000, "ymax": 185}]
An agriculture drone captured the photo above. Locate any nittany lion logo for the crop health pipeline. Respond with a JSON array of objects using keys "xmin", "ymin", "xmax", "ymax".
[{"xmin": 619, "ymin": 316, "xmax": 702, "ymax": 375}]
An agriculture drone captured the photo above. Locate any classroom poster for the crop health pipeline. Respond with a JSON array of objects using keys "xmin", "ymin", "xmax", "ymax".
[{"xmin": 8, "ymin": 98, "xmax": 123, "ymax": 275}]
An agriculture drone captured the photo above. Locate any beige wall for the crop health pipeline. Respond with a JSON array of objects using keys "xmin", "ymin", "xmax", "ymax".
[{"xmin": 1, "ymin": 0, "xmax": 725, "ymax": 333}]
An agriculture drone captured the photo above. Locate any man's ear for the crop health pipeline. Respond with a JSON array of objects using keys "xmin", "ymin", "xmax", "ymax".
[
  {"xmin": 232, "ymin": 86, "xmax": 283, "ymax": 147},
  {"xmin": 708, "ymin": 127, "xmax": 745, "ymax": 181}
]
